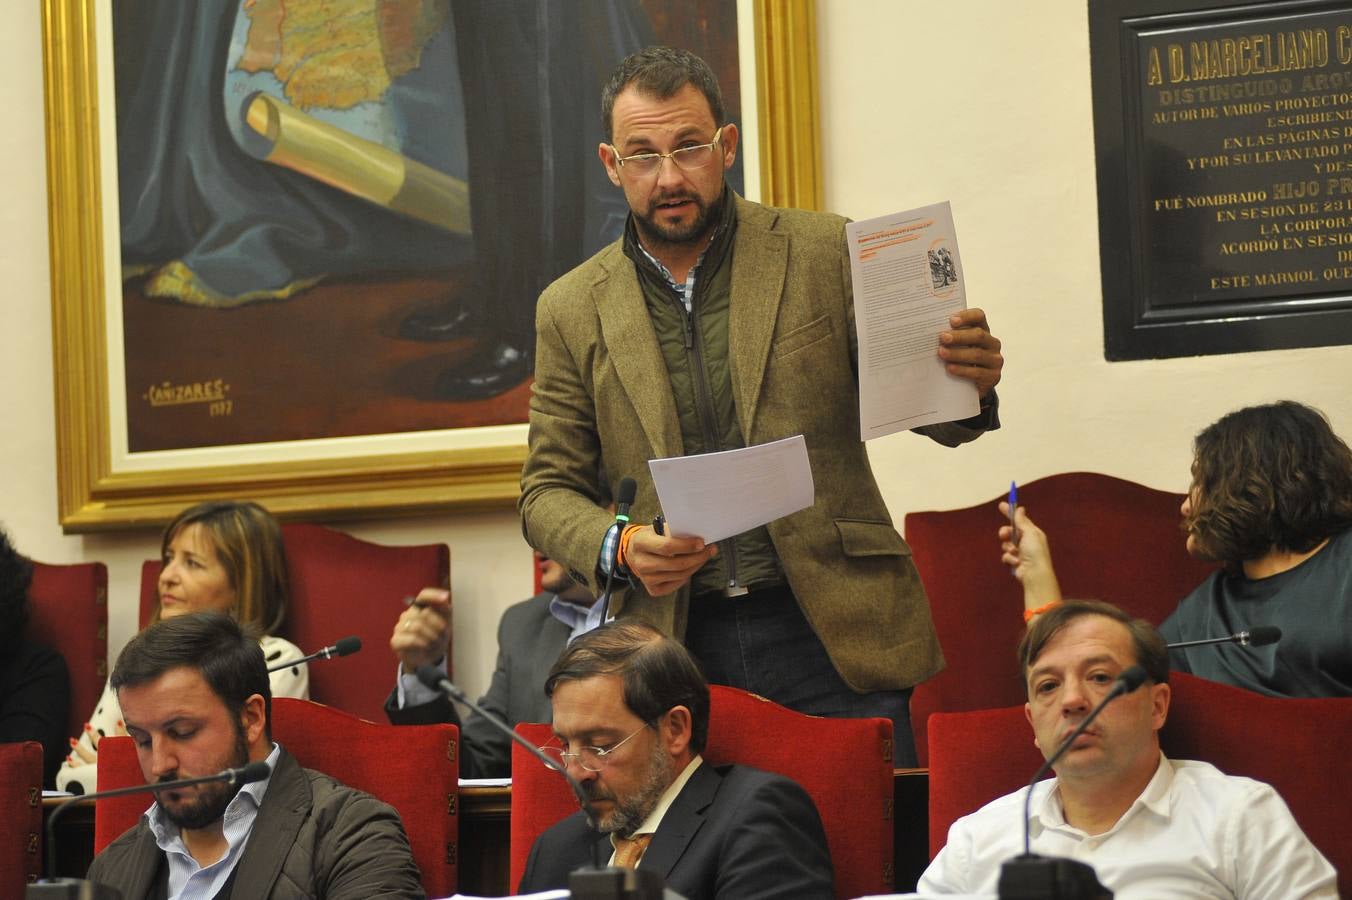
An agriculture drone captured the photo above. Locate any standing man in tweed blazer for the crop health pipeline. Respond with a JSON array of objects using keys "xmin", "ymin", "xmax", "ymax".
[{"xmin": 519, "ymin": 47, "xmax": 1004, "ymax": 765}]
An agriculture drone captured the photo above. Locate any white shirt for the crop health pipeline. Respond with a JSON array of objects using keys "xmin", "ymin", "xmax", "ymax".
[
  {"xmin": 145, "ymin": 742, "xmax": 281, "ymax": 900},
  {"xmin": 919, "ymin": 754, "xmax": 1337, "ymax": 899}
]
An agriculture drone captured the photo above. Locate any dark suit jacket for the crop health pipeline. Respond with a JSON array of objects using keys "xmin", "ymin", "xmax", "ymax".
[
  {"xmin": 520, "ymin": 194, "xmax": 997, "ymax": 693},
  {"xmin": 386, "ymin": 592, "xmax": 566, "ymax": 778},
  {"xmin": 519, "ymin": 762, "xmax": 833, "ymax": 900},
  {"xmin": 86, "ymin": 748, "xmax": 423, "ymax": 899}
]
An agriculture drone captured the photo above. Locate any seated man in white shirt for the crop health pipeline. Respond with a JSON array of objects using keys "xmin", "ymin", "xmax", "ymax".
[
  {"xmin": 919, "ymin": 599, "xmax": 1337, "ymax": 899},
  {"xmin": 518, "ymin": 620, "xmax": 834, "ymax": 899},
  {"xmin": 87, "ymin": 611, "xmax": 422, "ymax": 899}
]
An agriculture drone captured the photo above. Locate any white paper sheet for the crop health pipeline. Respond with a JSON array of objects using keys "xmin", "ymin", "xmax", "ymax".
[
  {"xmin": 847, "ymin": 201, "xmax": 979, "ymax": 441},
  {"xmin": 647, "ymin": 436, "xmax": 814, "ymax": 543}
]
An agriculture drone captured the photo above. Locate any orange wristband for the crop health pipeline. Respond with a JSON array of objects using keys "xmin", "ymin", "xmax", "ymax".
[
  {"xmin": 1023, "ymin": 600, "xmax": 1062, "ymax": 624},
  {"xmin": 617, "ymin": 523, "xmax": 644, "ymax": 569}
]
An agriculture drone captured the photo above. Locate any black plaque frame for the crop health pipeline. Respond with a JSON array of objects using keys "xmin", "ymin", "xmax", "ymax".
[{"xmin": 1091, "ymin": 0, "xmax": 1352, "ymax": 359}]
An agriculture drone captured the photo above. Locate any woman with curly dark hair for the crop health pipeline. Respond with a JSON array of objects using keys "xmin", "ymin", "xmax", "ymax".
[
  {"xmin": 0, "ymin": 526, "xmax": 70, "ymax": 786},
  {"xmin": 1002, "ymin": 400, "xmax": 1352, "ymax": 697}
]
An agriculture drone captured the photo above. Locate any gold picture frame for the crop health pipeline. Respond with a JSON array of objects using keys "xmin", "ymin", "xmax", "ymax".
[{"xmin": 42, "ymin": 0, "xmax": 821, "ymax": 532}]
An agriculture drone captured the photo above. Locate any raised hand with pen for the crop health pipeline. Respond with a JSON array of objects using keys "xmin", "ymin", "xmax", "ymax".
[
  {"xmin": 997, "ymin": 500, "xmax": 1064, "ymax": 616},
  {"xmin": 390, "ymin": 587, "xmax": 451, "ymax": 674}
]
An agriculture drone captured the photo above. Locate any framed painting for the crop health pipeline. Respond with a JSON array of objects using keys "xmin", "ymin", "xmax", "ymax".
[{"xmin": 43, "ymin": 0, "xmax": 821, "ymax": 532}]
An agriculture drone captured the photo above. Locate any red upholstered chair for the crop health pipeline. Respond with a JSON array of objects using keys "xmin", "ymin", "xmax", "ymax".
[
  {"xmin": 510, "ymin": 685, "xmax": 895, "ymax": 899},
  {"xmin": 926, "ymin": 705, "xmax": 1039, "ymax": 859},
  {"xmin": 91, "ymin": 737, "xmax": 145, "ymax": 854},
  {"xmin": 94, "ymin": 698, "xmax": 459, "ymax": 895},
  {"xmin": 140, "ymin": 523, "xmax": 449, "ymax": 721},
  {"xmin": 509, "ymin": 721, "xmax": 575, "ymax": 890},
  {"xmin": 1160, "ymin": 673, "xmax": 1352, "ymax": 897},
  {"xmin": 926, "ymin": 673, "xmax": 1352, "ymax": 897},
  {"xmin": 0, "ymin": 742, "xmax": 44, "ymax": 897},
  {"xmin": 28, "ymin": 560, "xmax": 109, "ymax": 741},
  {"xmin": 904, "ymin": 471, "xmax": 1217, "ymax": 764}
]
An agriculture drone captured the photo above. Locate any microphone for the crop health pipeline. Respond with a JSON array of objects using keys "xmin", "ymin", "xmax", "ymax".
[
  {"xmin": 997, "ymin": 665, "xmax": 1149, "ymax": 899},
  {"xmin": 36, "ymin": 762, "xmax": 271, "ymax": 891},
  {"xmin": 413, "ymin": 668, "xmax": 611, "ymax": 865},
  {"xmin": 599, "ymin": 477, "xmax": 639, "ymax": 623},
  {"xmin": 267, "ymin": 636, "xmax": 362, "ymax": 672},
  {"xmin": 615, "ymin": 476, "xmax": 637, "ymax": 524},
  {"xmin": 1166, "ymin": 626, "xmax": 1281, "ymax": 650}
]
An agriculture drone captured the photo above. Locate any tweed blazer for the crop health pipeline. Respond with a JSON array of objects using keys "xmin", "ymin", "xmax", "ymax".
[{"xmin": 520, "ymin": 194, "xmax": 992, "ymax": 692}]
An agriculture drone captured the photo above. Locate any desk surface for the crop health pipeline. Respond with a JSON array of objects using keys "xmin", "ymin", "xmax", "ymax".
[{"xmin": 45, "ymin": 770, "xmax": 931, "ymax": 895}]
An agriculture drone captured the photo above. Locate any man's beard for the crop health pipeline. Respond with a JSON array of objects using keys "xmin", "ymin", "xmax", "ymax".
[
  {"xmin": 633, "ymin": 187, "xmax": 721, "ymax": 248},
  {"xmin": 584, "ymin": 738, "xmax": 675, "ymax": 837},
  {"xmin": 155, "ymin": 728, "xmax": 250, "ymax": 831}
]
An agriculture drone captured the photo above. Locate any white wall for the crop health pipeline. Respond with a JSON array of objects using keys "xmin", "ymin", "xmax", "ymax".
[
  {"xmin": 1, "ymin": 2, "xmax": 1341, "ymax": 705},
  {"xmin": 818, "ymin": 0, "xmax": 1344, "ymax": 518}
]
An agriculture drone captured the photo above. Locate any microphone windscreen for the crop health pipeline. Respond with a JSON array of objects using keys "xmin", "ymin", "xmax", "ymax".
[
  {"xmin": 1246, "ymin": 626, "xmax": 1282, "ymax": 647},
  {"xmin": 415, "ymin": 664, "xmax": 444, "ymax": 690},
  {"xmin": 333, "ymin": 636, "xmax": 362, "ymax": 657},
  {"xmin": 237, "ymin": 761, "xmax": 272, "ymax": 784},
  {"xmin": 617, "ymin": 477, "xmax": 637, "ymax": 508},
  {"xmin": 1117, "ymin": 664, "xmax": 1148, "ymax": 693}
]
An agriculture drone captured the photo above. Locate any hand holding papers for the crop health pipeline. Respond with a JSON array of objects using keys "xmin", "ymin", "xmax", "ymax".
[
  {"xmin": 647, "ymin": 436, "xmax": 815, "ymax": 544},
  {"xmin": 847, "ymin": 201, "xmax": 980, "ymax": 440}
]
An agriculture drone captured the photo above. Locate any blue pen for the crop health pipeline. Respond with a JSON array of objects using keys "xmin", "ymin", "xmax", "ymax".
[{"xmin": 1007, "ymin": 481, "xmax": 1020, "ymax": 549}]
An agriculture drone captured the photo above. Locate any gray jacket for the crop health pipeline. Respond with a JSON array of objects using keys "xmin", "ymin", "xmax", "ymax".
[{"xmin": 385, "ymin": 591, "xmax": 566, "ymax": 778}]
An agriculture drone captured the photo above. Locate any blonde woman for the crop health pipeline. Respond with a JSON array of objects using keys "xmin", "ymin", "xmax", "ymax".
[{"xmin": 57, "ymin": 501, "xmax": 308, "ymax": 794}]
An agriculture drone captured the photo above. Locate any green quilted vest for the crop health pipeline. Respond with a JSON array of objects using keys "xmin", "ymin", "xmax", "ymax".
[{"xmin": 622, "ymin": 195, "xmax": 784, "ymax": 596}]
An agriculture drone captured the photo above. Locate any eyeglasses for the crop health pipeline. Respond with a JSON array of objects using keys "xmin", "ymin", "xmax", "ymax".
[
  {"xmin": 609, "ymin": 127, "xmax": 724, "ymax": 178},
  {"xmin": 538, "ymin": 724, "xmax": 647, "ymax": 773}
]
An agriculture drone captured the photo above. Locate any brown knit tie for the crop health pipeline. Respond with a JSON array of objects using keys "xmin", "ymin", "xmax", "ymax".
[{"xmin": 612, "ymin": 833, "xmax": 653, "ymax": 869}]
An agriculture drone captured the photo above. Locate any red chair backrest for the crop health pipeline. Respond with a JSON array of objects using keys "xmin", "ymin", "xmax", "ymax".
[
  {"xmin": 28, "ymin": 560, "xmax": 109, "ymax": 740},
  {"xmin": 509, "ymin": 685, "xmax": 895, "ymax": 899},
  {"xmin": 905, "ymin": 471, "xmax": 1216, "ymax": 764},
  {"xmin": 0, "ymin": 742, "xmax": 44, "ymax": 898},
  {"xmin": 95, "ymin": 698, "xmax": 459, "ymax": 895},
  {"xmin": 927, "ymin": 673, "xmax": 1351, "ymax": 897},
  {"xmin": 927, "ymin": 705, "xmax": 1040, "ymax": 859},
  {"xmin": 1160, "ymin": 673, "xmax": 1352, "ymax": 896},
  {"xmin": 140, "ymin": 523, "xmax": 449, "ymax": 721},
  {"xmin": 509, "ymin": 721, "xmax": 576, "ymax": 891}
]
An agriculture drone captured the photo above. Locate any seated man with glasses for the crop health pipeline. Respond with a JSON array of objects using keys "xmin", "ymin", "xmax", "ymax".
[{"xmin": 519, "ymin": 621, "xmax": 833, "ymax": 899}]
